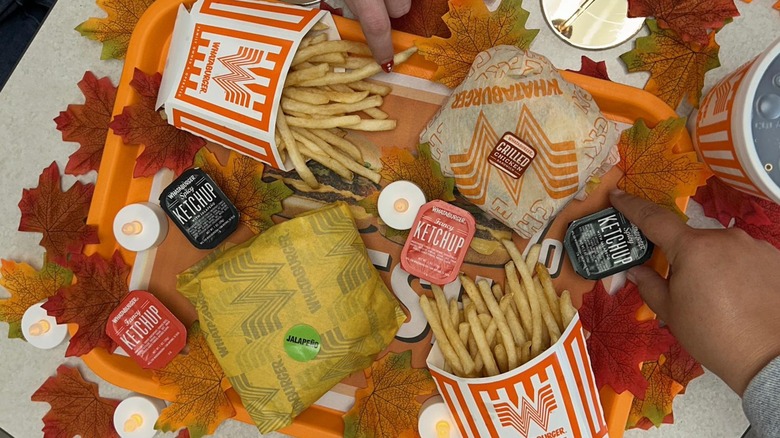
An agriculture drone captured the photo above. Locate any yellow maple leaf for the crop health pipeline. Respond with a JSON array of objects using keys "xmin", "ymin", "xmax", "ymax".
[
  {"xmin": 76, "ymin": 0, "xmax": 156, "ymax": 60},
  {"xmin": 415, "ymin": 0, "xmax": 539, "ymax": 88},
  {"xmin": 152, "ymin": 322, "xmax": 236, "ymax": 438},
  {"xmin": 194, "ymin": 148, "xmax": 293, "ymax": 234},
  {"xmin": 343, "ymin": 351, "xmax": 437, "ymax": 438},
  {"xmin": 617, "ymin": 117, "xmax": 709, "ymax": 217},
  {"xmin": 0, "ymin": 259, "xmax": 72, "ymax": 339},
  {"xmin": 626, "ymin": 359, "xmax": 683, "ymax": 429}
]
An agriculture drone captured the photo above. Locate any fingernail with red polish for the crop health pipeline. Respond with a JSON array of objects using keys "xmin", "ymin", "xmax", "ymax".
[{"xmin": 381, "ymin": 60, "xmax": 394, "ymax": 73}]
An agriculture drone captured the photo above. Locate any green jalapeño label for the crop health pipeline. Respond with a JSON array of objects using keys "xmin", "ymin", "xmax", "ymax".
[{"xmin": 284, "ymin": 324, "xmax": 321, "ymax": 362}]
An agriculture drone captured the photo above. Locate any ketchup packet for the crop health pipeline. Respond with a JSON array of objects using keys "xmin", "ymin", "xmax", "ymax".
[
  {"xmin": 401, "ymin": 200, "xmax": 476, "ymax": 285},
  {"xmin": 106, "ymin": 291, "xmax": 187, "ymax": 369}
]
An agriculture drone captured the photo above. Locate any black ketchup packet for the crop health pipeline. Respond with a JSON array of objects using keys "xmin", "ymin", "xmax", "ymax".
[
  {"xmin": 159, "ymin": 168, "xmax": 239, "ymax": 250},
  {"xmin": 564, "ymin": 207, "xmax": 653, "ymax": 280}
]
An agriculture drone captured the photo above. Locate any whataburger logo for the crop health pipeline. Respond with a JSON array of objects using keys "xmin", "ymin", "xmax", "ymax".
[
  {"xmin": 213, "ymin": 46, "xmax": 265, "ymax": 108},
  {"xmin": 449, "ymin": 106, "xmax": 579, "ymax": 206},
  {"xmin": 494, "ymin": 383, "xmax": 557, "ymax": 437}
]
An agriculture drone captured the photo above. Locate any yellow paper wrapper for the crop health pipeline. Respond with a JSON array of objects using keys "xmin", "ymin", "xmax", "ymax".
[{"xmin": 177, "ymin": 202, "xmax": 406, "ymax": 433}]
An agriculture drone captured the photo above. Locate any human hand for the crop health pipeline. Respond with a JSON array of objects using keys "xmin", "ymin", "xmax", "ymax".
[
  {"xmin": 609, "ymin": 189, "xmax": 780, "ymax": 396},
  {"xmin": 343, "ymin": 0, "xmax": 411, "ymax": 71}
]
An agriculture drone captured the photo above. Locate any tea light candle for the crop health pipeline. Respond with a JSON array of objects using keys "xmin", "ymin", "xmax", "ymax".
[
  {"xmin": 377, "ymin": 181, "xmax": 426, "ymax": 230},
  {"xmin": 21, "ymin": 301, "xmax": 68, "ymax": 349},
  {"xmin": 113, "ymin": 394, "xmax": 166, "ymax": 438},
  {"xmin": 113, "ymin": 203, "xmax": 168, "ymax": 252},
  {"xmin": 418, "ymin": 395, "xmax": 461, "ymax": 438}
]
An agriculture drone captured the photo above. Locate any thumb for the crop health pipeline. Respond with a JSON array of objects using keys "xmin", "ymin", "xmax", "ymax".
[{"xmin": 627, "ymin": 266, "xmax": 670, "ymax": 320}]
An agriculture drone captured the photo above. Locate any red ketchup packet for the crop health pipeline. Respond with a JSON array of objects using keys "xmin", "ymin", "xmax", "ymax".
[
  {"xmin": 106, "ymin": 290, "xmax": 187, "ymax": 369},
  {"xmin": 401, "ymin": 200, "xmax": 476, "ymax": 285}
]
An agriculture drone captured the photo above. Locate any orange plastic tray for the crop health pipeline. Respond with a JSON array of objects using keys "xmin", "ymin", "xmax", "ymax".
[{"xmin": 79, "ymin": 0, "xmax": 693, "ymax": 436}]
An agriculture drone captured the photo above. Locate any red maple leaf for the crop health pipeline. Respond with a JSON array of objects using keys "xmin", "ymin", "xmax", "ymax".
[
  {"xmin": 567, "ymin": 56, "xmax": 611, "ymax": 81},
  {"xmin": 43, "ymin": 252, "xmax": 130, "ymax": 356},
  {"xmin": 579, "ymin": 281, "xmax": 676, "ymax": 398},
  {"xmin": 735, "ymin": 207, "xmax": 780, "ymax": 251},
  {"xmin": 31, "ymin": 365, "xmax": 120, "ymax": 438},
  {"xmin": 692, "ymin": 177, "xmax": 771, "ymax": 227},
  {"xmin": 110, "ymin": 68, "xmax": 206, "ymax": 178},
  {"xmin": 18, "ymin": 162, "xmax": 99, "ymax": 266},
  {"xmin": 659, "ymin": 340, "xmax": 704, "ymax": 392},
  {"xmin": 319, "ymin": 0, "xmax": 343, "ymax": 16},
  {"xmin": 627, "ymin": 0, "xmax": 739, "ymax": 46},
  {"xmin": 55, "ymin": 71, "xmax": 117, "ymax": 175}
]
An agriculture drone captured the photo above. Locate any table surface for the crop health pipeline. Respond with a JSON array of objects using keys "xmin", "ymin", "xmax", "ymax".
[{"xmin": 0, "ymin": 0, "xmax": 778, "ymax": 437}]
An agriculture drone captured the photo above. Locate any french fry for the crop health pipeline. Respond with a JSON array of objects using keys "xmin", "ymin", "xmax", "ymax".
[
  {"xmin": 362, "ymin": 107, "xmax": 389, "ymax": 120},
  {"xmin": 338, "ymin": 119, "xmax": 397, "ymax": 131},
  {"xmin": 477, "ymin": 280, "xmax": 518, "ymax": 369},
  {"xmin": 432, "ymin": 286, "xmax": 475, "ymax": 376},
  {"xmin": 282, "ymin": 87, "xmax": 329, "ymax": 105},
  {"xmin": 300, "ymin": 32, "xmax": 327, "ymax": 49},
  {"xmin": 420, "ymin": 296, "xmax": 465, "ymax": 376},
  {"xmin": 296, "ymin": 140, "xmax": 353, "ymax": 180},
  {"xmin": 281, "ymin": 95, "xmax": 383, "ymax": 116},
  {"xmin": 503, "ymin": 240, "xmax": 545, "ymax": 357},
  {"xmin": 309, "ymin": 52, "xmax": 345, "ymax": 64},
  {"xmin": 500, "ymin": 295, "xmax": 527, "ymax": 346},
  {"xmin": 293, "ymin": 128, "xmax": 381, "ymax": 183},
  {"xmin": 292, "ymin": 40, "xmax": 372, "ymax": 66},
  {"xmin": 534, "ymin": 277, "xmax": 561, "ymax": 345},
  {"xmin": 311, "ymin": 22, "xmax": 329, "ymax": 31},
  {"xmin": 505, "ymin": 262, "xmax": 533, "ymax": 335},
  {"xmin": 485, "ymin": 321, "xmax": 497, "ymax": 348},
  {"xmin": 310, "ymin": 88, "xmax": 370, "ymax": 104},
  {"xmin": 450, "ymin": 299, "xmax": 460, "ymax": 327},
  {"xmin": 466, "ymin": 304, "xmax": 499, "ymax": 377},
  {"xmin": 276, "ymin": 112, "xmax": 318, "ymax": 188},
  {"xmin": 536, "ymin": 263, "xmax": 563, "ymax": 330},
  {"xmin": 525, "ymin": 244, "xmax": 541, "ymax": 274},
  {"xmin": 309, "ymin": 129, "xmax": 362, "ymax": 161},
  {"xmin": 285, "ymin": 63, "xmax": 330, "ymax": 86},
  {"xmin": 286, "ymin": 115, "xmax": 362, "ymax": 129},
  {"xmin": 560, "ymin": 290, "xmax": 577, "ymax": 328},
  {"xmin": 519, "ymin": 341, "xmax": 531, "ymax": 364},
  {"xmin": 478, "ymin": 313, "xmax": 492, "ymax": 330},
  {"xmin": 335, "ymin": 57, "xmax": 374, "ymax": 70},
  {"xmin": 460, "ymin": 274, "xmax": 488, "ymax": 314},
  {"xmin": 297, "ymin": 47, "xmax": 417, "ymax": 86},
  {"xmin": 327, "ymin": 84, "xmax": 354, "ymax": 93},
  {"xmin": 492, "ymin": 283, "xmax": 504, "ymax": 301},
  {"xmin": 494, "ymin": 344, "xmax": 509, "ymax": 374},
  {"xmin": 347, "ymin": 80, "xmax": 392, "ymax": 96}
]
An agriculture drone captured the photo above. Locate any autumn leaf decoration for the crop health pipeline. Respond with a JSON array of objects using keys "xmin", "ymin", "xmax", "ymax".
[
  {"xmin": 55, "ymin": 71, "xmax": 118, "ymax": 175},
  {"xmin": 110, "ymin": 68, "xmax": 207, "ymax": 178},
  {"xmin": 567, "ymin": 56, "xmax": 612, "ymax": 82},
  {"xmin": 415, "ymin": 0, "xmax": 539, "ymax": 88},
  {"xmin": 617, "ymin": 117, "xmax": 709, "ymax": 217},
  {"xmin": 152, "ymin": 322, "xmax": 236, "ymax": 438},
  {"xmin": 43, "ymin": 252, "xmax": 130, "ymax": 357},
  {"xmin": 579, "ymin": 281, "xmax": 676, "ymax": 398},
  {"xmin": 18, "ymin": 162, "xmax": 99, "ymax": 266},
  {"xmin": 627, "ymin": 0, "xmax": 739, "ymax": 46},
  {"xmin": 31, "ymin": 365, "xmax": 121, "ymax": 438},
  {"xmin": 391, "ymin": 0, "xmax": 451, "ymax": 38},
  {"xmin": 194, "ymin": 149, "xmax": 292, "ymax": 234},
  {"xmin": 0, "ymin": 260, "xmax": 73, "ymax": 339},
  {"xmin": 343, "ymin": 350, "xmax": 437, "ymax": 438},
  {"xmin": 76, "ymin": 0, "xmax": 156, "ymax": 60}
]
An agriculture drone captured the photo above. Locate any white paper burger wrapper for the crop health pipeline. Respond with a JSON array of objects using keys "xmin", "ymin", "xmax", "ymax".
[
  {"xmin": 156, "ymin": 0, "xmax": 339, "ymax": 170},
  {"xmin": 426, "ymin": 314, "xmax": 609, "ymax": 438}
]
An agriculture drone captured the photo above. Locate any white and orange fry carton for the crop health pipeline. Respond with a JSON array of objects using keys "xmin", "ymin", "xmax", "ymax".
[
  {"xmin": 156, "ymin": 0, "xmax": 339, "ymax": 170},
  {"xmin": 427, "ymin": 315, "xmax": 608, "ymax": 438}
]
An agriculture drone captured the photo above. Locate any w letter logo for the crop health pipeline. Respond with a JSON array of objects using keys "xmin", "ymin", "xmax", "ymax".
[
  {"xmin": 494, "ymin": 384, "xmax": 557, "ymax": 437},
  {"xmin": 214, "ymin": 47, "xmax": 264, "ymax": 108}
]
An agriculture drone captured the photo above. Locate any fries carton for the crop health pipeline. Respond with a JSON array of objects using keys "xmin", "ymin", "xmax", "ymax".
[
  {"xmin": 426, "ymin": 315, "xmax": 608, "ymax": 438},
  {"xmin": 156, "ymin": 0, "xmax": 339, "ymax": 170}
]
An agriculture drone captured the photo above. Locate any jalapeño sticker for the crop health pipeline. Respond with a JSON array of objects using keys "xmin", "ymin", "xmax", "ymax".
[
  {"xmin": 488, "ymin": 132, "xmax": 536, "ymax": 179},
  {"xmin": 283, "ymin": 324, "xmax": 321, "ymax": 362}
]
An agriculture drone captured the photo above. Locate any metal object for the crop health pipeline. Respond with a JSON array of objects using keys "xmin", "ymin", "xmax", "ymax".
[
  {"xmin": 541, "ymin": 0, "xmax": 645, "ymax": 50},
  {"xmin": 279, "ymin": 0, "xmax": 321, "ymax": 6}
]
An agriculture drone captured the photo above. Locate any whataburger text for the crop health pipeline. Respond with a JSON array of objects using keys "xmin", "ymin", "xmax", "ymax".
[{"xmin": 450, "ymin": 78, "xmax": 563, "ymax": 109}]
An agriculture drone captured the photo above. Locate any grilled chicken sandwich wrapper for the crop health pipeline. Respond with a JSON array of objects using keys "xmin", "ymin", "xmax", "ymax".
[
  {"xmin": 177, "ymin": 202, "xmax": 405, "ymax": 433},
  {"xmin": 420, "ymin": 46, "xmax": 620, "ymax": 239}
]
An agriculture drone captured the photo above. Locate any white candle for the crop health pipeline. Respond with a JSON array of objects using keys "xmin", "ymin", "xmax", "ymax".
[
  {"xmin": 21, "ymin": 301, "xmax": 68, "ymax": 349},
  {"xmin": 418, "ymin": 395, "xmax": 461, "ymax": 438},
  {"xmin": 377, "ymin": 181, "xmax": 426, "ymax": 230},
  {"xmin": 113, "ymin": 203, "xmax": 168, "ymax": 252},
  {"xmin": 113, "ymin": 394, "xmax": 166, "ymax": 438}
]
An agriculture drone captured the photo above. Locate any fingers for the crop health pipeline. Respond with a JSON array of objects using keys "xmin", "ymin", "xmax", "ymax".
[
  {"xmin": 385, "ymin": 0, "xmax": 411, "ymax": 18},
  {"xmin": 609, "ymin": 190, "xmax": 690, "ymax": 264},
  {"xmin": 627, "ymin": 266, "xmax": 671, "ymax": 321},
  {"xmin": 344, "ymin": 0, "xmax": 395, "ymax": 65}
]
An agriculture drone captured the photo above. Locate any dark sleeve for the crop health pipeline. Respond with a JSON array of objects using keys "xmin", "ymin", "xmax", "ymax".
[{"xmin": 743, "ymin": 356, "xmax": 780, "ymax": 437}]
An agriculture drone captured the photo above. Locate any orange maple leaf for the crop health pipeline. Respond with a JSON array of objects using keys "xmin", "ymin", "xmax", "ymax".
[
  {"xmin": 152, "ymin": 322, "xmax": 236, "ymax": 438},
  {"xmin": 390, "ymin": 0, "xmax": 451, "ymax": 38},
  {"xmin": 76, "ymin": 0, "xmax": 156, "ymax": 59},
  {"xmin": 620, "ymin": 20, "xmax": 721, "ymax": 109},
  {"xmin": 194, "ymin": 149, "xmax": 293, "ymax": 234},
  {"xmin": 626, "ymin": 358, "xmax": 684, "ymax": 429},
  {"xmin": 415, "ymin": 0, "xmax": 539, "ymax": 88},
  {"xmin": 343, "ymin": 350, "xmax": 437, "ymax": 438},
  {"xmin": 617, "ymin": 117, "xmax": 709, "ymax": 217},
  {"xmin": 0, "ymin": 259, "xmax": 72, "ymax": 339},
  {"xmin": 380, "ymin": 143, "xmax": 455, "ymax": 202}
]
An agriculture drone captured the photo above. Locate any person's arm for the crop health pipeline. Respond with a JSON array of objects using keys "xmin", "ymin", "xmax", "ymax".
[{"xmin": 343, "ymin": 0, "xmax": 411, "ymax": 71}]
